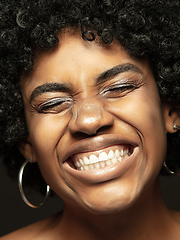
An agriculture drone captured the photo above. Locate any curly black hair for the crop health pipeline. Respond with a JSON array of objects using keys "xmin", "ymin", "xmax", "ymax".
[{"xmin": 1, "ymin": 0, "xmax": 180, "ymax": 194}]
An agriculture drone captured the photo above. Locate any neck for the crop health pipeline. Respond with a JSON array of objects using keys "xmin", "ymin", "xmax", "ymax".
[{"xmin": 55, "ymin": 177, "xmax": 179, "ymax": 240}]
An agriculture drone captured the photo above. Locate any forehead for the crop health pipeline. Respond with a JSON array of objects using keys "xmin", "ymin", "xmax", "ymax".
[
  {"xmin": 22, "ymin": 30, "xmax": 152, "ymax": 92},
  {"xmin": 33, "ymin": 32, "xmax": 132, "ymax": 72}
]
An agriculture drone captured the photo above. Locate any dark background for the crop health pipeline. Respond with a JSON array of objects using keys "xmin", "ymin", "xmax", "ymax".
[{"xmin": 1, "ymin": 156, "xmax": 180, "ymax": 237}]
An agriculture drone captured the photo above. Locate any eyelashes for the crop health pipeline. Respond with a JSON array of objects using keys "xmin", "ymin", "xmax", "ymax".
[
  {"xmin": 32, "ymin": 78, "xmax": 144, "ymax": 114},
  {"xmin": 100, "ymin": 80, "xmax": 143, "ymax": 98},
  {"xmin": 101, "ymin": 84, "xmax": 133, "ymax": 94},
  {"xmin": 33, "ymin": 97, "xmax": 73, "ymax": 114}
]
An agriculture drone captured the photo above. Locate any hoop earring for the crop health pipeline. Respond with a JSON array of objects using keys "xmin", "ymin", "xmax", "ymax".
[
  {"xmin": 163, "ymin": 125, "xmax": 180, "ymax": 175},
  {"xmin": 18, "ymin": 158, "xmax": 51, "ymax": 208},
  {"xmin": 173, "ymin": 125, "xmax": 180, "ymax": 131},
  {"xmin": 163, "ymin": 162, "xmax": 180, "ymax": 176}
]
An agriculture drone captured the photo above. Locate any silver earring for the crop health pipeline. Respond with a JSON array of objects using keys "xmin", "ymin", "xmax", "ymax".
[
  {"xmin": 163, "ymin": 161, "xmax": 180, "ymax": 176},
  {"xmin": 163, "ymin": 125, "xmax": 180, "ymax": 176},
  {"xmin": 18, "ymin": 158, "xmax": 51, "ymax": 208},
  {"xmin": 173, "ymin": 125, "xmax": 180, "ymax": 130}
]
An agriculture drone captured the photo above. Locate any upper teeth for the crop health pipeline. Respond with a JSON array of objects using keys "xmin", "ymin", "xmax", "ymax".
[{"xmin": 74, "ymin": 148, "xmax": 131, "ymax": 170}]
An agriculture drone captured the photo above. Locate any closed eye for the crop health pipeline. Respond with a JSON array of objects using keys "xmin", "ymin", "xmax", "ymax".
[
  {"xmin": 100, "ymin": 74, "xmax": 145, "ymax": 99},
  {"xmin": 32, "ymin": 97, "xmax": 73, "ymax": 114},
  {"xmin": 101, "ymin": 83, "xmax": 139, "ymax": 98}
]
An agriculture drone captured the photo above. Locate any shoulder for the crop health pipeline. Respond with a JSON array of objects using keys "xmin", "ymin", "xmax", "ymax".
[{"xmin": 1, "ymin": 213, "xmax": 61, "ymax": 240}]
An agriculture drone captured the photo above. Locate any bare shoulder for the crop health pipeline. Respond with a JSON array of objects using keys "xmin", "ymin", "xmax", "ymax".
[
  {"xmin": 168, "ymin": 210, "xmax": 180, "ymax": 240},
  {"xmin": 0, "ymin": 213, "xmax": 61, "ymax": 240}
]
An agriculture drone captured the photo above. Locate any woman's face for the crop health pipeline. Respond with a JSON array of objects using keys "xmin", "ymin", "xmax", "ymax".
[{"xmin": 21, "ymin": 31, "xmax": 167, "ymax": 214}]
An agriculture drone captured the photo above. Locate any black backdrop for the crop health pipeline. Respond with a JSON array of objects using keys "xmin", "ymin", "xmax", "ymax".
[{"xmin": 1, "ymin": 156, "xmax": 180, "ymax": 237}]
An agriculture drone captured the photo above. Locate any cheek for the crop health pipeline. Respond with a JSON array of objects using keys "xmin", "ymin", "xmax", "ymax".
[
  {"xmin": 107, "ymin": 92, "xmax": 163, "ymax": 130},
  {"xmin": 27, "ymin": 113, "xmax": 71, "ymax": 160},
  {"xmin": 107, "ymin": 91, "xmax": 167, "ymax": 169},
  {"xmin": 27, "ymin": 114, "xmax": 77, "ymax": 199}
]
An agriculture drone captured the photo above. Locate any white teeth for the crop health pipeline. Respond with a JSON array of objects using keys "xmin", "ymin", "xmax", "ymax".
[
  {"xmin": 99, "ymin": 152, "xmax": 108, "ymax": 161},
  {"xmin": 115, "ymin": 149, "xmax": 120, "ymax": 158},
  {"xmin": 124, "ymin": 149, "xmax": 128, "ymax": 155},
  {"xmin": 112, "ymin": 157, "xmax": 118, "ymax": 164},
  {"xmin": 75, "ymin": 161, "xmax": 81, "ymax": 168},
  {"xmin": 118, "ymin": 156, "xmax": 122, "ymax": 162},
  {"xmin": 79, "ymin": 159, "xmax": 84, "ymax": 166},
  {"xmin": 124, "ymin": 154, "xmax": 129, "ymax": 158},
  {"xmin": 108, "ymin": 150, "xmax": 114, "ymax": 159},
  {"xmin": 94, "ymin": 162, "xmax": 100, "ymax": 169},
  {"xmin": 100, "ymin": 161, "xmax": 105, "ymax": 168},
  {"xmin": 74, "ymin": 147, "xmax": 131, "ymax": 171},
  {"xmin": 89, "ymin": 164, "xmax": 94, "ymax": 169},
  {"xmin": 120, "ymin": 149, "xmax": 123, "ymax": 156},
  {"xmin": 106, "ymin": 159, "xmax": 111, "ymax": 166},
  {"xmin": 84, "ymin": 156, "xmax": 90, "ymax": 165},
  {"xmin": 89, "ymin": 154, "xmax": 99, "ymax": 164},
  {"xmin": 84, "ymin": 165, "xmax": 89, "ymax": 170}
]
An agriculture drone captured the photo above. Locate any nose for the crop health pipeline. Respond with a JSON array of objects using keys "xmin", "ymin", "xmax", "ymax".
[{"xmin": 68, "ymin": 97, "xmax": 114, "ymax": 136}]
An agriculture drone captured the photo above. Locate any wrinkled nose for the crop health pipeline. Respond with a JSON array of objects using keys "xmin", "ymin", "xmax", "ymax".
[{"xmin": 68, "ymin": 97, "xmax": 114, "ymax": 135}]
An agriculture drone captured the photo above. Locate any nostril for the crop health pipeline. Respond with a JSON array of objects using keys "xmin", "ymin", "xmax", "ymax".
[
  {"xmin": 70, "ymin": 131, "xmax": 96, "ymax": 139},
  {"xmin": 98, "ymin": 124, "xmax": 113, "ymax": 133},
  {"xmin": 69, "ymin": 120, "xmax": 113, "ymax": 137},
  {"xmin": 68, "ymin": 99, "xmax": 114, "ymax": 136}
]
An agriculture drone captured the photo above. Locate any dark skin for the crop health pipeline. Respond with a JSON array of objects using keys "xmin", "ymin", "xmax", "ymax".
[{"xmin": 2, "ymin": 30, "xmax": 180, "ymax": 240}]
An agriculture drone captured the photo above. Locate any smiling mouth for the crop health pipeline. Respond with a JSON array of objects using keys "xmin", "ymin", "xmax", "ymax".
[{"xmin": 67, "ymin": 145, "xmax": 133, "ymax": 171}]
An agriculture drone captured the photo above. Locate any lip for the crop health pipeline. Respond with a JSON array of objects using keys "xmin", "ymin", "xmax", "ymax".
[
  {"xmin": 61, "ymin": 134, "xmax": 139, "ymax": 184},
  {"xmin": 63, "ymin": 146, "xmax": 138, "ymax": 184},
  {"xmin": 62, "ymin": 134, "xmax": 139, "ymax": 163}
]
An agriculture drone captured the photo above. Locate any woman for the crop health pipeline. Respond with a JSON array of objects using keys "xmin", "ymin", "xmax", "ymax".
[{"xmin": 1, "ymin": 0, "xmax": 180, "ymax": 239}]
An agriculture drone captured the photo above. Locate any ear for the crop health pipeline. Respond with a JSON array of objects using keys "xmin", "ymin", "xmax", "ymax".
[
  {"xmin": 17, "ymin": 136, "xmax": 37, "ymax": 162},
  {"xmin": 162, "ymin": 102, "xmax": 180, "ymax": 133}
]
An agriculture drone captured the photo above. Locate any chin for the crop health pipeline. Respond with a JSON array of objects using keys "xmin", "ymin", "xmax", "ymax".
[
  {"xmin": 78, "ymin": 189, "xmax": 139, "ymax": 215},
  {"xmin": 81, "ymin": 201, "xmax": 134, "ymax": 216}
]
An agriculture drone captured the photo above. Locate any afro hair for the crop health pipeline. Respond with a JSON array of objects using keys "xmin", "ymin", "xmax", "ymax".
[{"xmin": 1, "ymin": 0, "xmax": 180, "ymax": 194}]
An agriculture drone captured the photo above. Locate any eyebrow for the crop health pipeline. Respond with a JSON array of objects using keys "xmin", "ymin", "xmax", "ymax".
[
  {"xmin": 30, "ymin": 63, "xmax": 143, "ymax": 102},
  {"xmin": 96, "ymin": 63, "xmax": 143, "ymax": 84},
  {"xmin": 30, "ymin": 82, "xmax": 72, "ymax": 102}
]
